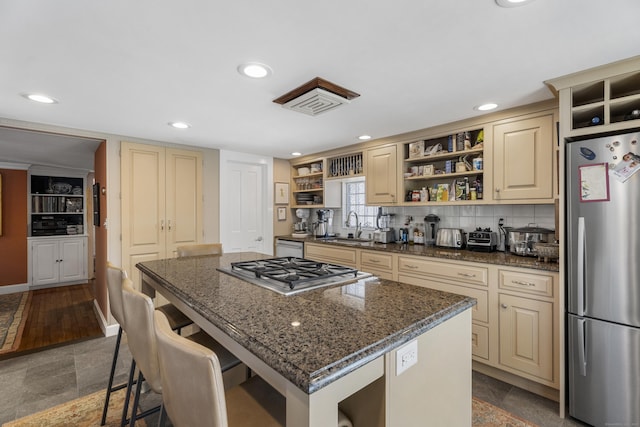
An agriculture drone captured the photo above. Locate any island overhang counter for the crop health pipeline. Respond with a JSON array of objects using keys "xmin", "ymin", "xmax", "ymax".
[{"xmin": 137, "ymin": 252, "xmax": 476, "ymax": 427}]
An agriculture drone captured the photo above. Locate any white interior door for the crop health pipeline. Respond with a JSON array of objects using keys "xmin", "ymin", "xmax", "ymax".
[{"xmin": 220, "ymin": 151, "xmax": 273, "ymax": 254}]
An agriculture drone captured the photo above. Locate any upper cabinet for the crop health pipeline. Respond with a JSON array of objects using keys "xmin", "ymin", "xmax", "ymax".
[
  {"xmin": 291, "ymin": 158, "xmax": 325, "ymax": 208},
  {"xmin": 29, "ymin": 172, "xmax": 86, "ymax": 237},
  {"xmin": 401, "ymin": 129, "xmax": 485, "ymax": 204},
  {"xmin": 546, "ymin": 56, "xmax": 640, "ymax": 138},
  {"xmin": 365, "ymin": 145, "xmax": 397, "ymax": 205},
  {"xmin": 491, "ymin": 113, "xmax": 555, "ymax": 202}
]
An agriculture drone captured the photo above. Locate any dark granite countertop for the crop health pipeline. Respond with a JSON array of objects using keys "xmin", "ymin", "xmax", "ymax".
[
  {"xmin": 137, "ymin": 252, "xmax": 476, "ymax": 394},
  {"xmin": 277, "ymin": 235, "xmax": 560, "ymax": 273}
]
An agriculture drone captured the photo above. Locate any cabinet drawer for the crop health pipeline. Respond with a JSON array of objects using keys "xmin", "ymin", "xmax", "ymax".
[
  {"xmin": 360, "ymin": 250, "xmax": 393, "ymax": 271},
  {"xmin": 472, "ymin": 324, "xmax": 489, "ymax": 360},
  {"xmin": 399, "ymin": 274, "xmax": 488, "ymax": 323},
  {"xmin": 499, "ymin": 270, "xmax": 554, "ymax": 297},
  {"xmin": 365, "ymin": 268, "xmax": 394, "ymax": 281},
  {"xmin": 305, "ymin": 244, "xmax": 357, "ymax": 266},
  {"xmin": 398, "ymin": 256, "xmax": 487, "ymax": 286}
]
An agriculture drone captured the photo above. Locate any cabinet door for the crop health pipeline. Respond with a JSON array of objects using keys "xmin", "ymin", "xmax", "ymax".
[
  {"xmin": 365, "ymin": 145, "xmax": 397, "ymax": 204},
  {"xmin": 492, "ymin": 114, "xmax": 554, "ymax": 200},
  {"xmin": 165, "ymin": 148, "xmax": 203, "ymax": 256},
  {"xmin": 59, "ymin": 238, "xmax": 86, "ymax": 282},
  {"xmin": 32, "ymin": 240, "xmax": 60, "ymax": 285},
  {"xmin": 121, "ymin": 142, "xmax": 167, "ymax": 286},
  {"xmin": 499, "ymin": 293, "xmax": 553, "ymax": 382}
]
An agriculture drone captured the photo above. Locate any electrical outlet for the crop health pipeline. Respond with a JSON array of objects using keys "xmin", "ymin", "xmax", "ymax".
[{"xmin": 396, "ymin": 340, "xmax": 418, "ymax": 375}]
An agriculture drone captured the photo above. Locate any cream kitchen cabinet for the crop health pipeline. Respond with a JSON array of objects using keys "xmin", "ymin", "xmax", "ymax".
[
  {"xmin": 304, "ymin": 243, "xmax": 357, "ymax": 267},
  {"xmin": 397, "ymin": 256, "xmax": 490, "ymax": 360},
  {"xmin": 491, "ymin": 112, "xmax": 555, "ymax": 202},
  {"xmin": 121, "ymin": 142, "xmax": 203, "ymax": 287},
  {"xmin": 359, "ymin": 249, "xmax": 396, "ymax": 281},
  {"xmin": 496, "ymin": 267, "xmax": 558, "ymax": 387},
  {"xmin": 365, "ymin": 144, "xmax": 397, "ymax": 205},
  {"xmin": 30, "ymin": 236, "xmax": 88, "ymax": 287}
]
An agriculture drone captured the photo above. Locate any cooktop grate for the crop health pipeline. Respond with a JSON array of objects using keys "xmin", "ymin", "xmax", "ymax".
[{"xmin": 230, "ymin": 257, "xmax": 358, "ymax": 289}]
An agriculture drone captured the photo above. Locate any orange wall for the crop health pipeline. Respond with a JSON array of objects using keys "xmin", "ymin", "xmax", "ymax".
[
  {"xmin": 0, "ymin": 169, "xmax": 28, "ymax": 286},
  {"xmin": 94, "ymin": 142, "xmax": 108, "ymax": 318}
]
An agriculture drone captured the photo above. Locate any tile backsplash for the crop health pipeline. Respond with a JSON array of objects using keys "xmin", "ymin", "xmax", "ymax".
[{"xmin": 328, "ymin": 204, "xmax": 556, "ymax": 239}]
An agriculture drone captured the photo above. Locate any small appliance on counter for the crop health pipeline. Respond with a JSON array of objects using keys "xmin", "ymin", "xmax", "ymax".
[
  {"xmin": 314, "ymin": 209, "xmax": 335, "ymax": 238},
  {"xmin": 466, "ymin": 228, "xmax": 498, "ymax": 252},
  {"xmin": 507, "ymin": 224, "xmax": 555, "ymax": 257},
  {"xmin": 435, "ymin": 228, "xmax": 466, "ymax": 249},
  {"xmin": 424, "ymin": 214, "xmax": 440, "ymax": 246},
  {"xmin": 292, "ymin": 209, "xmax": 310, "ymax": 237},
  {"xmin": 374, "ymin": 207, "xmax": 396, "ymax": 243}
]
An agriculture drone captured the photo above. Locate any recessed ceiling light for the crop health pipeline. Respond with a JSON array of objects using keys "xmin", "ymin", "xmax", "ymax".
[
  {"xmin": 291, "ymin": 152, "xmax": 302, "ymax": 156},
  {"xmin": 168, "ymin": 121, "xmax": 191, "ymax": 129},
  {"xmin": 237, "ymin": 62, "xmax": 272, "ymax": 79},
  {"xmin": 475, "ymin": 103, "xmax": 498, "ymax": 111},
  {"xmin": 22, "ymin": 93, "xmax": 58, "ymax": 104},
  {"xmin": 495, "ymin": 0, "xmax": 535, "ymax": 7},
  {"xmin": 358, "ymin": 135, "xmax": 372, "ymax": 140}
]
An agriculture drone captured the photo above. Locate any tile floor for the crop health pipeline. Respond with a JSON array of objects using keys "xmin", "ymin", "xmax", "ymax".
[{"xmin": 0, "ymin": 335, "xmax": 589, "ymax": 426}]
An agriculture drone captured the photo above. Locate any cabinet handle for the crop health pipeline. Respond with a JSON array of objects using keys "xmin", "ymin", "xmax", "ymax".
[
  {"xmin": 457, "ymin": 272, "xmax": 476, "ymax": 278},
  {"xmin": 368, "ymin": 258, "xmax": 380, "ymax": 263},
  {"xmin": 501, "ymin": 303, "xmax": 508, "ymax": 309},
  {"xmin": 512, "ymin": 280, "xmax": 535, "ymax": 287},
  {"xmin": 168, "ymin": 220, "xmax": 172, "ymax": 231},
  {"xmin": 404, "ymin": 264, "xmax": 419, "ymax": 269},
  {"xmin": 161, "ymin": 220, "xmax": 165, "ymax": 231},
  {"xmin": 495, "ymin": 188, "xmax": 500, "ymax": 193}
]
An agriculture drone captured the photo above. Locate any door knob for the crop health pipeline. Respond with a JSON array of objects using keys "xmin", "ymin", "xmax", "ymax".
[
  {"xmin": 255, "ymin": 236, "xmax": 263, "ymax": 242},
  {"xmin": 501, "ymin": 303, "xmax": 508, "ymax": 309}
]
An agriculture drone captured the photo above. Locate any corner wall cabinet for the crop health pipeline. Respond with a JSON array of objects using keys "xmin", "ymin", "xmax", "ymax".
[
  {"xmin": 121, "ymin": 142, "xmax": 203, "ymax": 288},
  {"xmin": 30, "ymin": 236, "xmax": 88, "ymax": 287}
]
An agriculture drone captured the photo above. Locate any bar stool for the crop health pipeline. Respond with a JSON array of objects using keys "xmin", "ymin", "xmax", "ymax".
[
  {"xmin": 101, "ymin": 262, "xmax": 193, "ymax": 426},
  {"xmin": 121, "ymin": 278, "xmax": 241, "ymax": 426},
  {"xmin": 176, "ymin": 243, "xmax": 223, "ymax": 257},
  {"xmin": 155, "ymin": 311, "xmax": 354, "ymax": 427}
]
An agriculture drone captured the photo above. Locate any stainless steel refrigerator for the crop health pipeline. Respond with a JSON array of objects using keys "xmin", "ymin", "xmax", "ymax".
[{"xmin": 566, "ymin": 130, "xmax": 640, "ymax": 426}]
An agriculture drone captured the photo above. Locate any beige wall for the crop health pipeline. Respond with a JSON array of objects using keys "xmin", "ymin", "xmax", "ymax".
[{"xmin": 273, "ymin": 158, "xmax": 292, "ymax": 242}]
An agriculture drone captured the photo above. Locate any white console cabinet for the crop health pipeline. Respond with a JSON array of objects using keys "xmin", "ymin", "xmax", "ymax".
[{"xmin": 30, "ymin": 236, "xmax": 88, "ymax": 287}]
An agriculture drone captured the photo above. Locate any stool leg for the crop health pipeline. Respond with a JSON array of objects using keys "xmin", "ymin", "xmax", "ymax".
[
  {"xmin": 129, "ymin": 369, "xmax": 145, "ymax": 427},
  {"xmin": 121, "ymin": 359, "xmax": 137, "ymax": 427},
  {"xmin": 101, "ymin": 326, "xmax": 122, "ymax": 426}
]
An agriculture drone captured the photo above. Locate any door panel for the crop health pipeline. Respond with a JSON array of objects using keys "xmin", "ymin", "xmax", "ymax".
[
  {"xmin": 121, "ymin": 142, "xmax": 165, "ymax": 276},
  {"xmin": 165, "ymin": 149, "xmax": 202, "ymax": 253},
  {"xmin": 32, "ymin": 240, "xmax": 59, "ymax": 285},
  {"xmin": 59, "ymin": 238, "xmax": 85, "ymax": 282},
  {"xmin": 568, "ymin": 315, "xmax": 640, "ymax": 426},
  {"xmin": 224, "ymin": 161, "xmax": 264, "ymax": 253}
]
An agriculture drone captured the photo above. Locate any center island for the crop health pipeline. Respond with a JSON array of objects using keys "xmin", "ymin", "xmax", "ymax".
[{"xmin": 137, "ymin": 252, "xmax": 476, "ymax": 427}]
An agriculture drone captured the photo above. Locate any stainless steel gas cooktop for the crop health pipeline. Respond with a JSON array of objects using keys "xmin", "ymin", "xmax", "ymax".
[{"xmin": 217, "ymin": 257, "xmax": 372, "ymax": 296}]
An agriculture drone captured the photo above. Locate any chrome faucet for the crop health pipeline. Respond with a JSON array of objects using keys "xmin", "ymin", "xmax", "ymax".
[{"xmin": 346, "ymin": 211, "xmax": 362, "ymax": 238}]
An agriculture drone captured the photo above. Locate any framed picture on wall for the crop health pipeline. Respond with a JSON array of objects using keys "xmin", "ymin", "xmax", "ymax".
[
  {"xmin": 275, "ymin": 182, "xmax": 289, "ymax": 204},
  {"xmin": 277, "ymin": 207, "xmax": 287, "ymax": 221}
]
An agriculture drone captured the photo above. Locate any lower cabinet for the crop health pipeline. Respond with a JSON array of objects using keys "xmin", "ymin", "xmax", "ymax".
[
  {"xmin": 498, "ymin": 293, "xmax": 553, "ymax": 382},
  {"xmin": 30, "ymin": 237, "xmax": 88, "ymax": 287},
  {"xmin": 304, "ymin": 243, "xmax": 357, "ymax": 267}
]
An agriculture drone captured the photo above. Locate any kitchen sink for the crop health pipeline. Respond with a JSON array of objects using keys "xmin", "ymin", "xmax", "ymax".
[{"xmin": 321, "ymin": 238, "xmax": 374, "ymax": 246}]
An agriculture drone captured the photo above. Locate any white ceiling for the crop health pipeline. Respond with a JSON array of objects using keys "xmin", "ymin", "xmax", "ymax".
[{"xmin": 1, "ymin": 0, "xmax": 639, "ymax": 169}]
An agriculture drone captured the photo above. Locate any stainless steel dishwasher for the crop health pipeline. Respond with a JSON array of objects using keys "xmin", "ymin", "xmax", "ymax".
[{"xmin": 275, "ymin": 239, "xmax": 304, "ymax": 258}]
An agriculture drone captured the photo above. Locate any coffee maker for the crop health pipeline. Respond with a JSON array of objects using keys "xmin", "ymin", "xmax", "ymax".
[
  {"xmin": 315, "ymin": 209, "xmax": 334, "ymax": 237},
  {"xmin": 424, "ymin": 214, "xmax": 440, "ymax": 246}
]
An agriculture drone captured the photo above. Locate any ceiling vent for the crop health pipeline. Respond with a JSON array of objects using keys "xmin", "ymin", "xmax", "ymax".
[{"xmin": 273, "ymin": 77, "xmax": 360, "ymax": 116}]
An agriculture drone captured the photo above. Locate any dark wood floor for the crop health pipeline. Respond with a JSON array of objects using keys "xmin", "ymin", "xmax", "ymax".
[{"xmin": 16, "ymin": 283, "xmax": 103, "ymax": 352}]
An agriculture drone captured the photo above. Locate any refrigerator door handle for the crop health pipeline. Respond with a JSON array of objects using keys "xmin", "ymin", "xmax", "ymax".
[
  {"xmin": 577, "ymin": 318, "xmax": 588, "ymax": 376},
  {"xmin": 577, "ymin": 217, "xmax": 586, "ymax": 316}
]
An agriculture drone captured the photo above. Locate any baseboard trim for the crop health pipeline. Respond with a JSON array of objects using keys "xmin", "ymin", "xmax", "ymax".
[
  {"xmin": 0, "ymin": 283, "xmax": 30, "ymax": 295},
  {"xmin": 92, "ymin": 299, "xmax": 118, "ymax": 337}
]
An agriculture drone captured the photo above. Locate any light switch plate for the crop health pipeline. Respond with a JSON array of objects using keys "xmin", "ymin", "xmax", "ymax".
[{"xmin": 396, "ymin": 339, "xmax": 418, "ymax": 375}]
